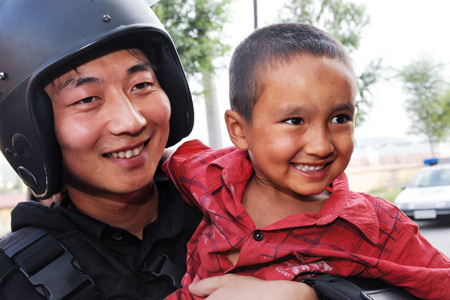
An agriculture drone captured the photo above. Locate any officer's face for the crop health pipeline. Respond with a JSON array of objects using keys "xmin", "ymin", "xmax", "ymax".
[{"xmin": 45, "ymin": 49, "xmax": 171, "ymax": 200}]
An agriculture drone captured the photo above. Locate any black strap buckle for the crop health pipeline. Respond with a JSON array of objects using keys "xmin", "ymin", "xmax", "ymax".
[
  {"xmin": 144, "ymin": 254, "xmax": 184, "ymax": 289},
  {"xmin": 1, "ymin": 227, "xmax": 98, "ymax": 300},
  {"xmin": 24, "ymin": 250, "xmax": 97, "ymax": 300}
]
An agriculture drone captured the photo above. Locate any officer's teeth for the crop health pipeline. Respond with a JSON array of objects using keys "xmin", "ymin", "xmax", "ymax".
[{"xmin": 108, "ymin": 145, "xmax": 144, "ymax": 159}]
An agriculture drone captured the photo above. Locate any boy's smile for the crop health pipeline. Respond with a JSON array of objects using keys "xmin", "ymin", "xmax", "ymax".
[
  {"xmin": 45, "ymin": 49, "xmax": 171, "ymax": 200},
  {"xmin": 240, "ymin": 54, "xmax": 356, "ymax": 204}
]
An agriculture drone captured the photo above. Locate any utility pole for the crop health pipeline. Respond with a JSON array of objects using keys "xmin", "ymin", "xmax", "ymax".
[{"xmin": 253, "ymin": 0, "xmax": 258, "ymax": 29}]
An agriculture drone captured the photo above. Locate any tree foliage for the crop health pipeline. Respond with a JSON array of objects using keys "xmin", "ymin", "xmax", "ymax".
[
  {"xmin": 153, "ymin": 0, "xmax": 231, "ymax": 96},
  {"xmin": 279, "ymin": 0, "xmax": 383, "ymax": 127},
  {"xmin": 398, "ymin": 57, "xmax": 450, "ymax": 155}
]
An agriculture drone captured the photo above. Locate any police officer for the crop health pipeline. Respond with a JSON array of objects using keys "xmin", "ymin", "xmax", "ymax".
[{"xmin": 0, "ymin": 1, "xmax": 201, "ymax": 299}]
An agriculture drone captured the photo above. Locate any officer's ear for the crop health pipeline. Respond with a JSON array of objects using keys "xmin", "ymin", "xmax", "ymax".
[{"xmin": 224, "ymin": 110, "xmax": 249, "ymax": 151}]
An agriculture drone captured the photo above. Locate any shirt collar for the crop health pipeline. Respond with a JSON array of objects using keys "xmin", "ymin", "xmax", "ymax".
[
  {"xmin": 206, "ymin": 148, "xmax": 253, "ymax": 194},
  {"xmin": 56, "ymin": 196, "xmax": 108, "ymax": 240},
  {"xmin": 317, "ymin": 173, "xmax": 380, "ymax": 244},
  {"xmin": 143, "ymin": 173, "xmax": 185, "ymax": 242},
  {"xmin": 204, "ymin": 150, "xmax": 380, "ymax": 244},
  {"xmin": 55, "ymin": 164, "xmax": 185, "ymax": 243},
  {"xmin": 205, "ymin": 148, "xmax": 253, "ymax": 194}
]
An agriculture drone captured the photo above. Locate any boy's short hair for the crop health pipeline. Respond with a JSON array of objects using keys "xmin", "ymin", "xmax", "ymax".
[{"xmin": 229, "ymin": 23, "xmax": 352, "ymax": 122}]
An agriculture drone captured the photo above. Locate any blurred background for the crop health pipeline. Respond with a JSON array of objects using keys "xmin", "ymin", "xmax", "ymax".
[{"xmin": 1, "ymin": 1, "xmax": 450, "ymax": 253}]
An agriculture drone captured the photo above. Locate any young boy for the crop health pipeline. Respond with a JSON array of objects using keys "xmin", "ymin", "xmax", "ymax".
[{"xmin": 163, "ymin": 23, "xmax": 450, "ymax": 300}]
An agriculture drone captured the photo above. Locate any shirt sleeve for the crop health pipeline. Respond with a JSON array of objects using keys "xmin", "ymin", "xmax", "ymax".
[
  {"xmin": 381, "ymin": 212, "xmax": 450, "ymax": 299},
  {"xmin": 162, "ymin": 140, "xmax": 212, "ymax": 210}
]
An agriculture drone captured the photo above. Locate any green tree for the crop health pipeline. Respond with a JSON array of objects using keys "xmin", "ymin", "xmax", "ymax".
[
  {"xmin": 278, "ymin": 0, "xmax": 383, "ymax": 126},
  {"xmin": 398, "ymin": 56, "xmax": 450, "ymax": 156},
  {"xmin": 153, "ymin": 0, "xmax": 231, "ymax": 148}
]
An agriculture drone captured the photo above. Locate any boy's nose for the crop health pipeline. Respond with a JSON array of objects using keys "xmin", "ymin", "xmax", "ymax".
[
  {"xmin": 304, "ymin": 126, "xmax": 334, "ymax": 158},
  {"xmin": 108, "ymin": 93, "xmax": 147, "ymax": 135}
]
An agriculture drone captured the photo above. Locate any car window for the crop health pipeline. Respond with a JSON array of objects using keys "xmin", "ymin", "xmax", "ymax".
[{"xmin": 409, "ymin": 168, "xmax": 450, "ymax": 187}]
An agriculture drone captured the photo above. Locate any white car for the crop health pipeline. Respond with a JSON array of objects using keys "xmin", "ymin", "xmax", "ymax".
[{"xmin": 394, "ymin": 161, "xmax": 450, "ymax": 220}]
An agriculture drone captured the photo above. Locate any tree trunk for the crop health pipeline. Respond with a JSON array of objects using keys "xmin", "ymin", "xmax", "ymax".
[
  {"xmin": 202, "ymin": 71, "xmax": 223, "ymax": 148},
  {"xmin": 428, "ymin": 135, "xmax": 435, "ymax": 157}
]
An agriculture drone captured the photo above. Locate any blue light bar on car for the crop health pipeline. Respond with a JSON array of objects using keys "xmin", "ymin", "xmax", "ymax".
[{"xmin": 424, "ymin": 158, "xmax": 438, "ymax": 165}]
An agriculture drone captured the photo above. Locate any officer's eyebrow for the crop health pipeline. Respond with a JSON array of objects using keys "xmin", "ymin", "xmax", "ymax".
[
  {"xmin": 127, "ymin": 62, "xmax": 154, "ymax": 76},
  {"xmin": 60, "ymin": 76, "xmax": 100, "ymax": 90},
  {"xmin": 55, "ymin": 62, "xmax": 153, "ymax": 91}
]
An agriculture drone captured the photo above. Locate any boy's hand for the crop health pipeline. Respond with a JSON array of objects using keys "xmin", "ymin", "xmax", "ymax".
[{"xmin": 188, "ymin": 274, "xmax": 318, "ymax": 300}]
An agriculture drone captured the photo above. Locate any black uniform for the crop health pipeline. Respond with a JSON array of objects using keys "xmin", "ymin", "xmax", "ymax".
[{"xmin": 0, "ymin": 171, "xmax": 202, "ymax": 300}]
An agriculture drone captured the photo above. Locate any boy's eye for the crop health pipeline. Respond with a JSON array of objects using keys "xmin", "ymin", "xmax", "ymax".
[
  {"xmin": 331, "ymin": 114, "xmax": 352, "ymax": 124},
  {"xmin": 284, "ymin": 118, "xmax": 304, "ymax": 125}
]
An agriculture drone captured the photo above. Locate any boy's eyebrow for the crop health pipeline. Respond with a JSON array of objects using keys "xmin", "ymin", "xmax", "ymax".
[
  {"xmin": 273, "ymin": 105, "xmax": 313, "ymax": 117},
  {"xmin": 273, "ymin": 102, "xmax": 355, "ymax": 116},
  {"xmin": 127, "ymin": 62, "xmax": 154, "ymax": 76},
  {"xmin": 334, "ymin": 102, "xmax": 355, "ymax": 113}
]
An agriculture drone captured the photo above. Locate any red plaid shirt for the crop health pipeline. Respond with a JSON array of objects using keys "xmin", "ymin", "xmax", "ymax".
[{"xmin": 163, "ymin": 140, "xmax": 450, "ymax": 300}]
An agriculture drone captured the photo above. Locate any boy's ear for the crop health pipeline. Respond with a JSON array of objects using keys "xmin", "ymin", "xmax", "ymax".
[{"xmin": 224, "ymin": 109, "xmax": 249, "ymax": 150}]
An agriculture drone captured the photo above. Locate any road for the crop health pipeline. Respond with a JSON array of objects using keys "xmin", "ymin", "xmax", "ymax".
[{"xmin": 416, "ymin": 219, "xmax": 450, "ymax": 258}]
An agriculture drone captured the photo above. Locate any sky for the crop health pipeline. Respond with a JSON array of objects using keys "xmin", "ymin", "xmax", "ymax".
[{"xmin": 187, "ymin": 0, "xmax": 450, "ymax": 147}]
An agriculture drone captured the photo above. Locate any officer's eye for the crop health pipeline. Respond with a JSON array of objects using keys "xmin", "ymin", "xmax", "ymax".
[
  {"xmin": 133, "ymin": 82, "xmax": 153, "ymax": 91},
  {"xmin": 75, "ymin": 96, "xmax": 99, "ymax": 105}
]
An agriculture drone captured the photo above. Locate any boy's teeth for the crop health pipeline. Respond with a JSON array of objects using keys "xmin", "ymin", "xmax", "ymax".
[
  {"xmin": 108, "ymin": 145, "xmax": 144, "ymax": 159},
  {"xmin": 294, "ymin": 164, "xmax": 325, "ymax": 172}
]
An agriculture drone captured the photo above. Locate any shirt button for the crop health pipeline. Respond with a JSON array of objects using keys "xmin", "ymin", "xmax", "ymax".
[
  {"xmin": 252, "ymin": 230, "xmax": 263, "ymax": 241},
  {"xmin": 140, "ymin": 262, "xmax": 147, "ymax": 271},
  {"xmin": 112, "ymin": 231, "xmax": 123, "ymax": 241}
]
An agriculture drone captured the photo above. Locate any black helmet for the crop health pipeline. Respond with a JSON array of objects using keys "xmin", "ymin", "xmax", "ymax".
[{"xmin": 0, "ymin": 0, "xmax": 194, "ymax": 199}]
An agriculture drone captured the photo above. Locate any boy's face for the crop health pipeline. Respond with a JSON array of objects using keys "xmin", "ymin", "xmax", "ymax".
[
  {"xmin": 243, "ymin": 54, "xmax": 356, "ymax": 198},
  {"xmin": 44, "ymin": 49, "xmax": 171, "ymax": 197}
]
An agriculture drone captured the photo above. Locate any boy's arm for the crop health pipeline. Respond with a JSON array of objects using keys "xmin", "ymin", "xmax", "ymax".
[
  {"xmin": 381, "ymin": 217, "xmax": 450, "ymax": 299},
  {"xmin": 389, "ymin": 217, "xmax": 450, "ymax": 268},
  {"xmin": 189, "ymin": 274, "xmax": 318, "ymax": 300},
  {"xmin": 188, "ymin": 274, "xmax": 422, "ymax": 300}
]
